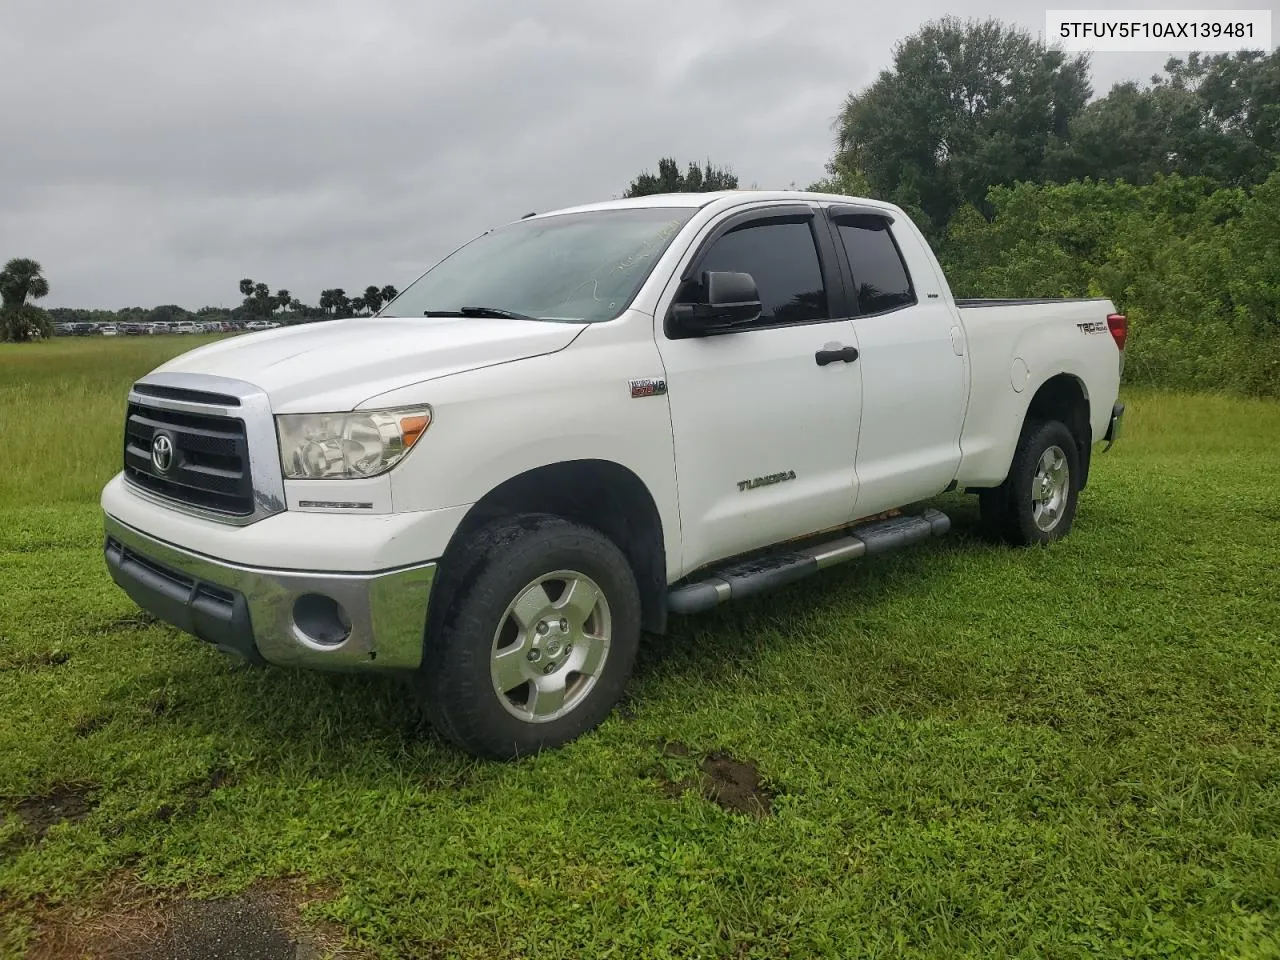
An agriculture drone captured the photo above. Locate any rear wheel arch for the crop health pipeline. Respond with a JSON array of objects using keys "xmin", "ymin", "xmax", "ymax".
[
  {"xmin": 434, "ymin": 459, "xmax": 668, "ymax": 636},
  {"xmin": 1022, "ymin": 373, "xmax": 1092, "ymax": 488}
]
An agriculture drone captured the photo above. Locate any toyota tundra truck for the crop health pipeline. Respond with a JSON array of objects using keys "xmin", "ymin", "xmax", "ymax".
[{"xmin": 101, "ymin": 190, "xmax": 1126, "ymax": 759}]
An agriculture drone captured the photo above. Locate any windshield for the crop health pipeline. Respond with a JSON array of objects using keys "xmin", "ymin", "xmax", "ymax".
[{"xmin": 381, "ymin": 206, "xmax": 696, "ymax": 323}]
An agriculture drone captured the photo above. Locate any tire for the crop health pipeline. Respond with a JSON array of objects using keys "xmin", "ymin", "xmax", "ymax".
[
  {"xmin": 979, "ymin": 419, "xmax": 1081, "ymax": 546},
  {"xmin": 416, "ymin": 514, "xmax": 642, "ymax": 760}
]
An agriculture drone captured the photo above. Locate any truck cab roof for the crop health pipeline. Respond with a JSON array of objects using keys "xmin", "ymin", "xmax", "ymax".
[{"xmin": 539, "ymin": 190, "xmax": 897, "ymax": 219}]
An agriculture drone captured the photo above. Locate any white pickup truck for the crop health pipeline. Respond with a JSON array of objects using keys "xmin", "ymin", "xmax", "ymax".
[{"xmin": 102, "ymin": 190, "xmax": 1125, "ymax": 758}]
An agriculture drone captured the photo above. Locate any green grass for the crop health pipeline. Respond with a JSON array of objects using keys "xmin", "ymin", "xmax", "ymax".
[
  {"xmin": 0, "ymin": 335, "xmax": 225, "ymax": 507},
  {"xmin": 2, "ymin": 338, "xmax": 1279, "ymax": 958}
]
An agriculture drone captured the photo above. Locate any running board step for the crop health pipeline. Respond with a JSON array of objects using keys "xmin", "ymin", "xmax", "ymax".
[{"xmin": 667, "ymin": 509, "xmax": 951, "ymax": 615}]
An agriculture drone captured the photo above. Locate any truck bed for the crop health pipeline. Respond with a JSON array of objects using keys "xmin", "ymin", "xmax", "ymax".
[{"xmin": 952, "ymin": 296, "xmax": 1121, "ymax": 489}]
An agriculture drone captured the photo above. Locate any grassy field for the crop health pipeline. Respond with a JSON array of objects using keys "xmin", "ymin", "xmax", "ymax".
[{"xmin": 2, "ymin": 336, "xmax": 1278, "ymax": 958}]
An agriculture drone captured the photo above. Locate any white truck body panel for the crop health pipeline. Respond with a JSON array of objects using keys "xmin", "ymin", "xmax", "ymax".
[
  {"xmin": 154, "ymin": 315, "xmax": 583, "ymax": 413},
  {"xmin": 655, "ymin": 314, "xmax": 863, "ymax": 574},
  {"xmin": 366, "ymin": 312, "xmax": 685, "ymax": 575},
  {"xmin": 953, "ymin": 299, "xmax": 1123, "ymax": 486}
]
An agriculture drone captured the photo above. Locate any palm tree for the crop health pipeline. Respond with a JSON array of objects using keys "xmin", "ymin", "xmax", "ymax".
[
  {"xmin": 380, "ymin": 284, "xmax": 398, "ymax": 304},
  {"xmin": 238, "ymin": 278, "xmax": 254, "ymax": 298},
  {"xmin": 362, "ymin": 285, "xmax": 383, "ymax": 315},
  {"xmin": 0, "ymin": 258, "xmax": 52, "ymax": 341},
  {"xmin": 0, "ymin": 258, "xmax": 50, "ymax": 309},
  {"xmin": 275, "ymin": 289, "xmax": 291, "ymax": 313},
  {"xmin": 320, "ymin": 288, "xmax": 350, "ymax": 317}
]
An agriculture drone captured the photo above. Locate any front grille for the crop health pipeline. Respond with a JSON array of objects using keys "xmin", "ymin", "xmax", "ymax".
[
  {"xmin": 123, "ymin": 402, "xmax": 254, "ymax": 516},
  {"xmin": 131, "ymin": 383, "xmax": 242, "ymax": 407}
]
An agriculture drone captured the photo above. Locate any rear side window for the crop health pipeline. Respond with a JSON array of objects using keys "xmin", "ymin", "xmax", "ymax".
[
  {"xmin": 837, "ymin": 220, "xmax": 915, "ymax": 315},
  {"xmin": 693, "ymin": 220, "xmax": 828, "ymax": 325}
]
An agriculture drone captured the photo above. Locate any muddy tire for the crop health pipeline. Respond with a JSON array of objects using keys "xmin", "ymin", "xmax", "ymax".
[
  {"xmin": 416, "ymin": 514, "xmax": 641, "ymax": 760},
  {"xmin": 979, "ymin": 419, "xmax": 1081, "ymax": 546}
]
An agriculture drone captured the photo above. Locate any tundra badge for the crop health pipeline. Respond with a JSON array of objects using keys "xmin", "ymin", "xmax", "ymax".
[{"xmin": 738, "ymin": 470, "xmax": 797, "ymax": 492}]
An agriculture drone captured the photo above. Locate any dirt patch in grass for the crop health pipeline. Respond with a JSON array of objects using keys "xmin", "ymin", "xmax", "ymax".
[
  {"xmin": 15, "ymin": 784, "xmax": 97, "ymax": 841},
  {"xmin": 699, "ymin": 751, "xmax": 774, "ymax": 818},
  {"xmin": 24, "ymin": 878, "xmax": 362, "ymax": 960},
  {"xmin": 652, "ymin": 742, "xmax": 775, "ymax": 818}
]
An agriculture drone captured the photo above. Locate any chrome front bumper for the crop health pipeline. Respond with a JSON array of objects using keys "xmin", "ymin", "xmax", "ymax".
[{"xmin": 103, "ymin": 513, "xmax": 435, "ymax": 671}]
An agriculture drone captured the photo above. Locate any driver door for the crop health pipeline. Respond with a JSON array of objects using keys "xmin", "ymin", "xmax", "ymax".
[{"xmin": 655, "ymin": 206, "xmax": 863, "ymax": 576}]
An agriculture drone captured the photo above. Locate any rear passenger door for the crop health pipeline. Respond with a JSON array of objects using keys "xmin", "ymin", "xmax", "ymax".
[{"xmin": 826, "ymin": 207, "xmax": 967, "ymax": 516}]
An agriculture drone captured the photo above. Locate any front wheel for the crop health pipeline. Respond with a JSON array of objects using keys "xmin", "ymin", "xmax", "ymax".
[
  {"xmin": 979, "ymin": 419, "xmax": 1081, "ymax": 546},
  {"xmin": 416, "ymin": 515, "xmax": 641, "ymax": 759}
]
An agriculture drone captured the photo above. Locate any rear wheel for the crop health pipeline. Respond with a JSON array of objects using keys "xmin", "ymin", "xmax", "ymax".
[
  {"xmin": 979, "ymin": 419, "xmax": 1081, "ymax": 546},
  {"xmin": 416, "ymin": 514, "xmax": 641, "ymax": 759}
]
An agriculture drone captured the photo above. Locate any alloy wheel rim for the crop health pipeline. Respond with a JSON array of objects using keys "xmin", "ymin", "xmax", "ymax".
[
  {"xmin": 1032, "ymin": 445, "xmax": 1070, "ymax": 532},
  {"xmin": 489, "ymin": 570, "xmax": 611, "ymax": 723}
]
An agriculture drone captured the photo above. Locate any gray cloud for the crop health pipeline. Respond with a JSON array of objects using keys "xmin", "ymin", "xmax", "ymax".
[{"xmin": 1, "ymin": 0, "xmax": 1266, "ymax": 307}]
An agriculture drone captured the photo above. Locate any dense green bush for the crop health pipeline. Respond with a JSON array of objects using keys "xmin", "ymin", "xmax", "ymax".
[
  {"xmin": 940, "ymin": 170, "xmax": 1280, "ymax": 396},
  {"xmin": 0, "ymin": 304, "xmax": 53, "ymax": 342}
]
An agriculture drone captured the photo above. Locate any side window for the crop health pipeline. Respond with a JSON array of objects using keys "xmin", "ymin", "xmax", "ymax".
[
  {"xmin": 837, "ymin": 220, "xmax": 915, "ymax": 315},
  {"xmin": 686, "ymin": 220, "xmax": 828, "ymax": 325}
]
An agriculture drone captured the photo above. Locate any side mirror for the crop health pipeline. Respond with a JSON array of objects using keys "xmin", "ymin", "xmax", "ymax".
[{"xmin": 670, "ymin": 271, "xmax": 762, "ymax": 334}]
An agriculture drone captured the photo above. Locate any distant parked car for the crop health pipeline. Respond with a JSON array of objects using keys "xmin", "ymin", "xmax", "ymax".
[
  {"xmin": 100, "ymin": 324, "xmax": 119, "ymax": 336},
  {"xmin": 174, "ymin": 321, "xmax": 198, "ymax": 335}
]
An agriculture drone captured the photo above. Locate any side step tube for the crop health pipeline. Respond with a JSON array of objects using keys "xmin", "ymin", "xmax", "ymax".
[{"xmin": 667, "ymin": 509, "xmax": 951, "ymax": 615}]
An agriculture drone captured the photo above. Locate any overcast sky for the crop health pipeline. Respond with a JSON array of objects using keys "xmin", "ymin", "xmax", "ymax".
[{"xmin": 1, "ymin": 0, "xmax": 1274, "ymax": 308}]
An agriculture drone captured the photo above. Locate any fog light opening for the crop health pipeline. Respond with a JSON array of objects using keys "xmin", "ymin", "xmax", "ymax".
[{"xmin": 292, "ymin": 594, "xmax": 352, "ymax": 648}]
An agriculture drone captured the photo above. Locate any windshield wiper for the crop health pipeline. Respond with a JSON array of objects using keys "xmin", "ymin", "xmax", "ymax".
[{"xmin": 422, "ymin": 306, "xmax": 546, "ymax": 322}]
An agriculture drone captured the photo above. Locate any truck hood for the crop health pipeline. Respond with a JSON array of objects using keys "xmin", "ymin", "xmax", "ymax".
[{"xmin": 152, "ymin": 316, "xmax": 585, "ymax": 412}]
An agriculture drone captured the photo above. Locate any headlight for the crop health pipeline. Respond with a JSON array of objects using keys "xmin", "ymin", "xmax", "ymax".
[{"xmin": 276, "ymin": 407, "xmax": 432, "ymax": 480}]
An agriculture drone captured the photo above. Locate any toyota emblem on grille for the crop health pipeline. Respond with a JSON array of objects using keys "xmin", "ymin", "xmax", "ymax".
[{"xmin": 151, "ymin": 432, "xmax": 175, "ymax": 473}]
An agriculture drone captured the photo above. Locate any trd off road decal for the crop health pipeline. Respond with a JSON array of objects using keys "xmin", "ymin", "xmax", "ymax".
[
  {"xmin": 1077, "ymin": 321, "xmax": 1107, "ymax": 334},
  {"xmin": 629, "ymin": 378, "xmax": 667, "ymax": 398}
]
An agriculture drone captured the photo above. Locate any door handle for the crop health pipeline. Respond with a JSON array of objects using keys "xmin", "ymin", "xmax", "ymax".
[{"xmin": 815, "ymin": 345, "xmax": 860, "ymax": 366}]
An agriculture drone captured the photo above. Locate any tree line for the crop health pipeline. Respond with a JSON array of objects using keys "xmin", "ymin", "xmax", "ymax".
[
  {"xmin": 233, "ymin": 279, "xmax": 400, "ymax": 320},
  {"xmin": 20, "ymin": 277, "xmax": 406, "ymax": 337}
]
